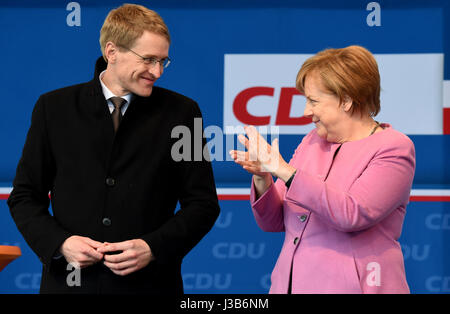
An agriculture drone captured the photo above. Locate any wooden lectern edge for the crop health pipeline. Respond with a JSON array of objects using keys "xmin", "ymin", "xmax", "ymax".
[
  {"xmin": 0, "ymin": 245, "xmax": 22, "ymax": 256},
  {"xmin": 0, "ymin": 245, "xmax": 22, "ymax": 272}
]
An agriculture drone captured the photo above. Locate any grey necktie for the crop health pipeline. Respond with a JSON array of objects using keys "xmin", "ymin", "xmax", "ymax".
[{"xmin": 110, "ymin": 97, "xmax": 126, "ymax": 132}]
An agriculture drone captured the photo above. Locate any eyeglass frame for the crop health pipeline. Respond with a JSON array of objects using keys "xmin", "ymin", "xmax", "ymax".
[{"xmin": 119, "ymin": 46, "xmax": 171, "ymax": 69}]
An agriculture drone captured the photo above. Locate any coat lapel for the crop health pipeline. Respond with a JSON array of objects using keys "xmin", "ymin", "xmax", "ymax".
[{"xmin": 86, "ymin": 57, "xmax": 116, "ymax": 170}]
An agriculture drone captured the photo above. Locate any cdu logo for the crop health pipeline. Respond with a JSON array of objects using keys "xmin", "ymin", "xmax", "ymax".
[
  {"xmin": 223, "ymin": 54, "xmax": 443, "ymax": 135},
  {"xmin": 212, "ymin": 242, "xmax": 265, "ymax": 259},
  {"xmin": 425, "ymin": 214, "xmax": 450, "ymax": 230},
  {"xmin": 223, "ymin": 54, "xmax": 315, "ymax": 136},
  {"xmin": 15, "ymin": 273, "xmax": 41, "ymax": 290},
  {"xmin": 425, "ymin": 276, "xmax": 450, "ymax": 293},
  {"xmin": 214, "ymin": 212, "xmax": 233, "ymax": 229},
  {"xmin": 259, "ymin": 273, "xmax": 271, "ymax": 291},
  {"xmin": 401, "ymin": 244, "xmax": 431, "ymax": 261},
  {"xmin": 183, "ymin": 273, "xmax": 232, "ymax": 290}
]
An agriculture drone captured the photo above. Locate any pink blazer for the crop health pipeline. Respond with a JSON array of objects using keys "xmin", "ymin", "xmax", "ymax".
[{"xmin": 250, "ymin": 124, "xmax": 415, "ymax": 294}]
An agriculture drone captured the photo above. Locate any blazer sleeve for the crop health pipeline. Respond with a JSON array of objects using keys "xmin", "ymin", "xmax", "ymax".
[
  {"xmin": 249, "ymin": 133, "xmax": 312, "ymax": 233},
  {"xmin": 250, "ymin": 175, "xmax": 285, "ymax": 232},
  {"xmin": 284, "ymin": 135, "xmax": 416, "ymax": 232},
  {"xmin": 141, "ymin": 101, "xmax": 220, "ymax": 264},
  {"xmin": 7, "ymin": 95, "xmax": 71, "ymax": 266}
]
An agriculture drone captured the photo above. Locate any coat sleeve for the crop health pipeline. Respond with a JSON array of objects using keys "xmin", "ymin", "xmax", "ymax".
[
  {"xmin": 7, "ymin": 95, "xmax": 71, "ymax": 266},
  {"xmin": 141, "ymin": 101, "xmax": 220, "ymax": 264},
  {"xmin": 284, "ymin": 135, "xmax": 416, "ymax": 233}
]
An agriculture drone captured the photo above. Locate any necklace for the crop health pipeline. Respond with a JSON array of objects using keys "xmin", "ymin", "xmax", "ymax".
[{"xmin": 370, "ymin": 121, "xmax": 380, "ymax": 136}]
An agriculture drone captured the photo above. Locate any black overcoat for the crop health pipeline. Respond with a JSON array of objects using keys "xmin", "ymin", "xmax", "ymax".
[{"xmin": 8, "ymin": 57, "xmax": 220, "ymax": 294}]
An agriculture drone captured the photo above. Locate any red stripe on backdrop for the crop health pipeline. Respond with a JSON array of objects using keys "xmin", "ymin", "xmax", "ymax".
[
  {"xmin": 219, "ymin": 195, "xmax": 448, "ymax": 202},
  {"xmin": 218, "ymin": 194, "xmax": 250, "ymax": 201},
  {"xmin": 444, "ymin": 108, "xmax": 450, "ymax": 135},
  {"xmin": 1, "ymin": 194, "xmax": 449, "ymax": 202},
  {"xmin": 409, "ymin": 196, "xmax": 450, "ymax": 202}
]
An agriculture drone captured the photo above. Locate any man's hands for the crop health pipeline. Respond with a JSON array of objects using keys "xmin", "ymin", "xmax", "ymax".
[
  {"xmin": 60, "ymin": 236, "xmax": 154, "ymax": 276},
  {"xmin": 60, "ymin": 235, "xmax": 104, "ymax": 269},
  {"xmin": 97, "ymin": 239, "xmax": 154, "ymax": 276}
]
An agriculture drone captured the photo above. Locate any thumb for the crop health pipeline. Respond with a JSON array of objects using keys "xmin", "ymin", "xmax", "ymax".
[
  {"xmin": 271, "ymin": 137, "xmax": 279, "ymax": 152},
  {"xmin": 84, "ymin": 238, "xmax": 104, "ymax": 249}
]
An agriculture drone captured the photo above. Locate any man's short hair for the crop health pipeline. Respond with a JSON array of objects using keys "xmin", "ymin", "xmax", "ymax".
[{"xmin": 99, "ymin": 4, "xmax": 170, "ymax": 61}]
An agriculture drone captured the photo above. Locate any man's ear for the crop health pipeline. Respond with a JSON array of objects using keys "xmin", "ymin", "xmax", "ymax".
[
  {"xmin": 341, "ymin": 95, "xmax": 353, "ymax": 112},
  {"xmin": 104, "ymin": 42, "xmax": 118, "ymax": 64}
]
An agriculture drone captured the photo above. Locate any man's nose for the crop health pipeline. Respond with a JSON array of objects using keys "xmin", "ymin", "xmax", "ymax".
[{"xmin": 148, "ymin": 64, "xmax": 163, "ymax": 79}]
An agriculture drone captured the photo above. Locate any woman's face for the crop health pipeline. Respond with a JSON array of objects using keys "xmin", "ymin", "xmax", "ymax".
[{"xmin": 303, "ymin": 72, "xmax": 350, "ymax": 142}]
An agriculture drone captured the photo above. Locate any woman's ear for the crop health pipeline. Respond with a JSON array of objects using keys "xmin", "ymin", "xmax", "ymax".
[{"xmin": 341, "ymin": 95, "xmax": 353, "ymax": 112}]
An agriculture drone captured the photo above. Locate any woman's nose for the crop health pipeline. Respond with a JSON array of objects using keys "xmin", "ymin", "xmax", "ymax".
[{"xmin": 303, "ymin": 102, "xmax": 313, "ymax": 118}]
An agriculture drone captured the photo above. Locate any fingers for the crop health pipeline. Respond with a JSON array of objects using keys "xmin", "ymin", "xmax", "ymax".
[
  {"xmin": 100, "ymin": 239, "xmax": 152, "ymax": 276},
  {"xmin": 80, "ymin": 239, "xmax": 104, "ymax": 261},
  {"xmin": 245, "ymin": 126, "xmax": 259, "ymax": 157},
  {"xmin": 81, "ymin": 246, "xmax": 104, "ymax": 263},
  {"xmin": 229, "ymin": 149, "xmax": 248, "ymax": 161},
  {"xmin": 245, "ymin": 125, "xmax": 270, "ymax": 149},
  {"xmin": 103, "ymin": 249, "xmax": 132, "ymax": 263},
  {"xmin": 271, "ymin": 137, "xmax": 279, "ymax": 152},
  {"xmin": 232, "ymin": 159, "xmax": 264, "ymax": 176},
  {"xmin": 104, "ymin": 260, "xmax": 138, "ymax": 276},
  {"xmin": 103, "ymin": 251, "xmax": 138, "ymax": 276},
  {"xmin": 61, "ymin": 236, "xmax": 105, "ymax": 268},
  {"xmin": 229, "ymin": 151, "xmax": 260, "ymax": 168},
  {"xmin": 97, "ymin": 241, "xmax": 132, "ymax": 254},
  {"xmin": 238, "ymin": 125, "xmax": 258, "ymax": 148},
  {"xmin": 230, "ymin": 137, "xmax": 265, "ymax": 176},
  {"xmin": 237, "ymin": 134, "xmax": 249, "ymax": 148},
  {"xmin": 84, "ymin": 238, "xmax": 104, "ymax": 249},
  {"xmin": 229, "ymin": 145, "xmax": 270, "ymax": 165},
  {"xmin": 231, "ymin": 126, "xmax": 284, "ymax": 176},
  {"xmin": 64, "ymin": 239, "xmax": 152, "ymax": 275}
]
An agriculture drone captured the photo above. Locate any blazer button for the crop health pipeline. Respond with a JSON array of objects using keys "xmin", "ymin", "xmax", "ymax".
[
  {"xmin": 293, "ymin": 237, "xmax": 299, "ymax": 245},
  {"xmin": 102, "ymin": 218, "xmax": 112, "ymax": 227},
  {"xmin": 106, "ymin": 178, "xmax": 115, "ymax": 186},
  {"xmin": 298, "ymin": 214, "xmax": 308, "ymax": 222}
]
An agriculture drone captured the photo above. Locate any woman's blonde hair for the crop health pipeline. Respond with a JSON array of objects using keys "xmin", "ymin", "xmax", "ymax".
[
  {"xmin": 99, "ymin": 4, "xmax": 170, "ymax": 61},
  {"xmin": 296, "ymin": 45, "xmax": 380, "ymax": 117}
]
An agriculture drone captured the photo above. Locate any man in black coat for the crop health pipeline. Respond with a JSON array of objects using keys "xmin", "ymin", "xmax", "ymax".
[{"xmin": 7, "ymin": 4, "xmax": 220, "ymax": 294}]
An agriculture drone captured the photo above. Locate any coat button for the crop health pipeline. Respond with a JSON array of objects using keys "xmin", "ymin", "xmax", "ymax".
[
  {"xmin": 293, "ymin": 237, "xmax": 299, "ymax": 245},
  {"xmin": 102, "ymin": 218, "xmax": 112, "ymax": 226},
  {"xmin": 298, "ymin": 214, "xmax": 308, "ymax": 222},
  {"xmin": 106, "ymin": 178, "xmax": 115, "ymax": 186}
]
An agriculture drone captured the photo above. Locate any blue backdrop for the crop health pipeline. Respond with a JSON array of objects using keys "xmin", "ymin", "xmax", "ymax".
[{"xmin": 0, "ymin": 0, "xmax": 449, "ymax": 294}]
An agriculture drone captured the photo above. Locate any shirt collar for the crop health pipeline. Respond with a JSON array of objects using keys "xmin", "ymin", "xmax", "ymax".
[{"xmin": 99, "ymin": 70, "xmax": 133, "ymax": 104}]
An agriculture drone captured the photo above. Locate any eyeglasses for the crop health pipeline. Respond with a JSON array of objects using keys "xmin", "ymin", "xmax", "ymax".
[{"xmin": 121, "ymin": 46, "xmax": 171, "ymax": 69}]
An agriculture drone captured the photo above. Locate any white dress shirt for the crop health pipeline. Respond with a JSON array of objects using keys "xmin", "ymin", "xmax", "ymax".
[{"xmin": 99, "ymin": 70, "xmax": 133, "ymax": 115}]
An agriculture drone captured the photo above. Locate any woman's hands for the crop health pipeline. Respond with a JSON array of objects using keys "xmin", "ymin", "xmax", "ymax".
[{"xmin": 229, "ymin": 125, "xmax": 296, "ymax": 183}]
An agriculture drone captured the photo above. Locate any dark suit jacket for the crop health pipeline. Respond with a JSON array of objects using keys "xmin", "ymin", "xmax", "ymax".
[{"xmin": 7, "ymin": 57, "xmax": 220, "ymax": 294}]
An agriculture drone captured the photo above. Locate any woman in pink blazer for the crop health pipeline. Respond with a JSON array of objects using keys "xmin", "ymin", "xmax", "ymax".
[{"xmin": 230, "ymin": 45, "xmax": 415, "ymax": 294}]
